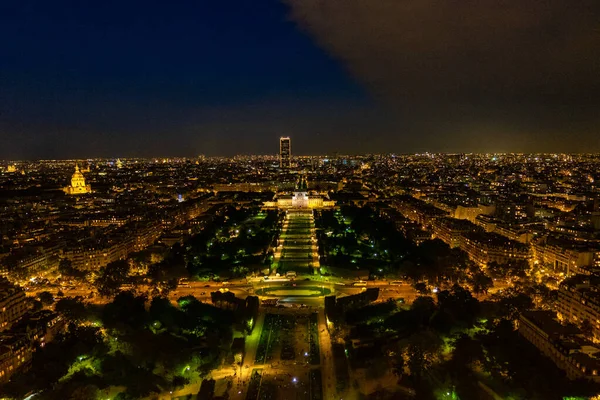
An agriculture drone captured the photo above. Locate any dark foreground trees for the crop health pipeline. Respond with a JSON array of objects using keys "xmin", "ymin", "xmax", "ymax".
[
  {"xmin": 0, "ymin": 293, "xmax": 233, "ymax": 399},
  {"xmin": 337, "ymin": 281, "xmax": 600, "ymax": 400},
  {"xmin": 94, "ymin": 260, "xmax": 130, "ymax": 297}
]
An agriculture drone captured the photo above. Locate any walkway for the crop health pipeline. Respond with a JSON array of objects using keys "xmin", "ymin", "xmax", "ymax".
[{"xmin": 273, "ymin": 209, "xmax": 319, "ymax": 275}]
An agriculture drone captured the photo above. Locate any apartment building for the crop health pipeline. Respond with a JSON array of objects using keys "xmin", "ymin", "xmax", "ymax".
[
  {"xmin": 0, "ymin": 311, "xmax": 65, "ymax": 383},
  {"xmin": 0, "ymin": 279, "xmax": 28, "ymax": 332},
  {"xmin": 556, "ymin": 275, "xmax": 600, "ymax": 342},
  {"xmin": 460, "ymin": 231, "xmax": 532, "ymax": 267},
  {"xmin": 63, "ymin": 238, "xmax": 131, "ymax": 270},
  {"xmin": 532, "ymin": 240, "xmax": 595, "ymax": 275},
  {"xmin": 0, "ymin": 336, "xmax": 31, "ymax": 383},
  {"xmin": 392, "ymin": 196, "xmax": 448, "ymax": 228},
  {"xmin": 431, "ymin": 217, "xmax": 473, "ymax": 248},
  {"xmin": 519, "ymin": 310, "xmax": 600, "ymax": 382},
  {"xmin": 0, "ymin": 245, "xmax": 61, "ymax": 276}
]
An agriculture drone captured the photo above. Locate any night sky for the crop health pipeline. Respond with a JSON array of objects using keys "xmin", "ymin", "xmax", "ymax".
[{"xmin": 1, "ymin": 0, "xmax": 599, "ymax": 159}]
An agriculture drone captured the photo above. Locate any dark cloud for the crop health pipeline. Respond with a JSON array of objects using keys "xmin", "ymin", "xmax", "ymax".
[
  {"xmin": 0, "ymin": 97, "xmax": 391, "ymax": 159},
  {"xmin": 285, "ymin": 0, "xmax": 600, "ymax": 150}
]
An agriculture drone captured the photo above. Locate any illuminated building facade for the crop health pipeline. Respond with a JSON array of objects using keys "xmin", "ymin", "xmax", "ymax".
[
  {"xmin": 532, "ymin": 241, "xmax": 595, "ymax": 275},
  {"xmin": 0, "ymin": 279, "xmax": 27, "ymax": 332},
  {"xmin": 63, "ymin": 165, "xmax": 92, "ymax": 195},
  {"xmin": 0, "ymin": 312, "xmax": 65, "ymax": 383},
  {"xmin": 264, "ymin": 175, "xmax": 335, "ymax": 209},
  {"xmin": 556, "ymin": 276, "xmax": 600, "ymax": 342},
  {"xmin": 519, "ymin": 310, "xmax": 600, "ymax": 382},
  {"xmin": 431, "ymin": 217, "xmax": 473, "ymax": 248},
  {"xmin": 0, "ymin": 336, "xmax": 31, "ymax": 383},
  {"xmin": 63, "ymin": 241, "xmax": 130, "ymax": 271},
  {"xmin": 459, "ymin": 231, "xmax": 531, "ymax": 267}
]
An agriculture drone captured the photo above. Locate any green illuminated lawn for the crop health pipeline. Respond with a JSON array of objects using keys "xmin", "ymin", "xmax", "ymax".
[{"xmin": 255, "ymin": 285, "xmax": 331, "ymax": 297}]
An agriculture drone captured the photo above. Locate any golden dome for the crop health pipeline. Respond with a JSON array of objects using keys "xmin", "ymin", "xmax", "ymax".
[
  {"xmin": 64, "ymin": 164, "xmax": 91, "ymax": 195},
  {"xmin": 71, "ymin": 165, "xmax": 86, "ymax": 187}
]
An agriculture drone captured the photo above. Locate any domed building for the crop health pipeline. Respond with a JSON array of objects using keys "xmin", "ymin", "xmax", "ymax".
[{"xmin": 63, "ymin": 165, "xmax": 92, "ymax": 195}]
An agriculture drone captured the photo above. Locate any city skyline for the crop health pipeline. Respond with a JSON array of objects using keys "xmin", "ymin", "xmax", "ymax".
[
  {"xmin": 3, "ymin": 151, "xmax": 598, "ymax": 163},
  {"xmin": 3, "ymin": 152, "xmax": 600, "ymax": 398},
  {"xmin": 1, "ymin": 1, "xmax": 600, "ymax": 159},
  {"xmin": 2, "ymin": 150, "xmax": 599, "ymax": 163}
]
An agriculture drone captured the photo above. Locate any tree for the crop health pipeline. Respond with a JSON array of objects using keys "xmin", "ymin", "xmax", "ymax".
[
  {"xmin": 55, "ymin": 297, "xmax": 89, "ymax": 322},
  {"xmin": 68, "ymin": 385, "xmax": 99, "ymax": 400},
  {"xmin": 486, "ymin": 261, "xmax": 504, "ymax": 279},
  {"xmin": 407, "ymin": 342, "xmax": 430, "ymax": 380},
  {"xmin": 158, "ymin": 278, "xmax": 179, "ymax": 296},
  {"xmin": 413, "ymin": 282, "xmax": 430, "ymax": 294},
  {"xmin": 433, "ymin": 285, "xmax": 480, "ymax": 331},
  {"xmin": 471, "ymin": 272, "xmax": 493, "ymax": 295},
  {"xmin": 411, "ymin": 296, "xmax": 436, "ymax": 316},
  {"xmin": 31, "ymin": 299, "xmax": 43, "ymax": 313},
  {"xmin": 149, "ymin": 297, "xmax": 181, "ymax": 331},
  {"xmin": 497, "ymin": 292, "xmax": 534, "ymax": 319},
  {"xmin": 405, "ymin": 330, "xmax": 442, "ymax": 381},
  {"xmin": 58, "ymin": 258, "xmax": 86, "ymax": 279},
  {"xmin": 102, "ymin": 291, "xmax": 148, "ymax": 332},
  {"xmin": 507, "ymin": 259, "xmax": 530, "ymax": 279},
  {"xmin": 488, "ymin": 260, "xmax": 529, "ymax": 280},
  {"xmin": 527, "ymin": 283, "xmax": 556, "ymax": 308},
  {"xmin": 94, "ymin": 260, "xmax": 130, "ymax": 297},
  {"xmin": 451, "ymin": 334, "xmax": 484, "ymax": 367},
  {"xmin": 59, "ymin": 258, "xmax": 72, "ymax": 274},
  {"xmin": 390, "ymin": 343, "xmax": 405, "ymax": 378},
  {"xmin": 408, "ymin": 296, "xmax": 437, "ymax": 328},
  {"xmin": 38, "ymin": 291, "xmax": 54, "ymax": 306},
  {"xmin": 171, "ymin": 375, "xmax": 189, "ymax": 390},
  {"xmin": 114, "ymin": 392, "xmax": 135, "ymax": 400}
]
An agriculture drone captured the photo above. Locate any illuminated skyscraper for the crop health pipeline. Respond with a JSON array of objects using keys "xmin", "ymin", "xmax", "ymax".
[{"xmin": 279, "ymin": 137, "xmax": 291, "ymax": 168}]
